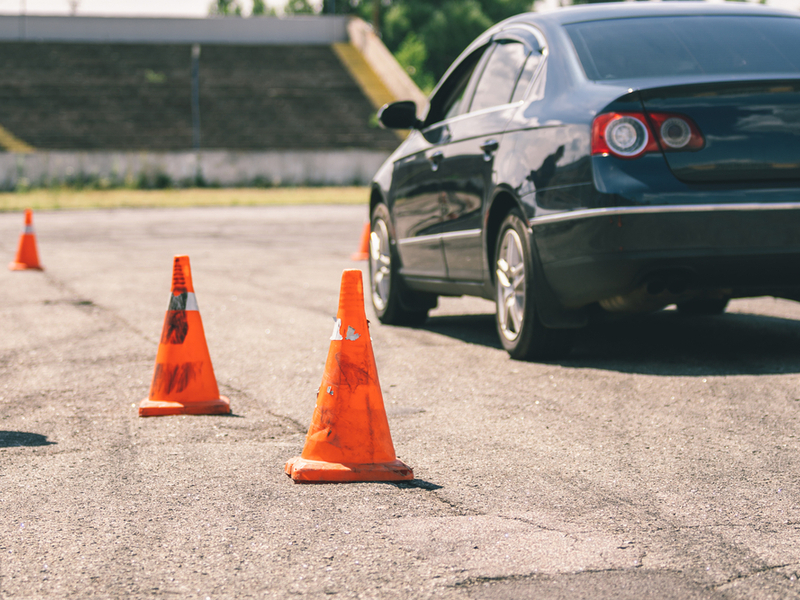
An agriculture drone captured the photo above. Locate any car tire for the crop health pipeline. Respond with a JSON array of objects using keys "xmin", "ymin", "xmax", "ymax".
[
  {"xmin": 676, "ymin": 297, "xmax": 729, "ymax": 315},
  {"xmin": 494, "ymin": 211, "xmax": 573, "ymax": 361},
  {"xmin": 369, "ymin": 203, "xmax": 435, "ymax": 326}
]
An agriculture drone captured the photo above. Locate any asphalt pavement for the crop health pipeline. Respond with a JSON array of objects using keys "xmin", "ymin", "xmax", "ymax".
[{"xmin": 1, "ymin": 205, "xmax": 799, "ymax": 599}]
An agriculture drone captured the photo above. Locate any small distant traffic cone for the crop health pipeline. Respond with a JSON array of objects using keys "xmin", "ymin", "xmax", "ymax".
[
  {"xmin": 350, "ymin": 221, "xmax": 370, "ymax": 261},
  {"xmin": 139, "ymin": 255, "xmax": 231, "ymax": 417},
  {"xmin": 9, "ymin": 209, "xmax": 43, "ymax": 271},
  {"xmin": 285, "ymin": 269, "xmax": 413, "ymax": 483}
]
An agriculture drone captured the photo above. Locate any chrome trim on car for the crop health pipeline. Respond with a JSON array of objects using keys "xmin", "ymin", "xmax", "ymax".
[
  {"xmin": 441, "ymin": 229, "xmax": 481, "ymax": 240},
  {"xmin": 398, "ymin": 229, "xmax": 481, "ymax": 246},
  {"xmin": 529, "ymin": 203, "xmax": 800, "ymax": 226},
  {"xmin": 397, "ymin": 233, "xmax": 441, "ymax": 246}
]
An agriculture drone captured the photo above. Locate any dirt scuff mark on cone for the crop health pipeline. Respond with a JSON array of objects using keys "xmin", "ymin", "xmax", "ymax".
[
  {"xmin": 151, "ymin": 361, "xmax": 203, "ymax": 395},
  {"xmin": 334, "ymin": 352, "xmax": 371, "ymax": 392},
  {"xmin": 162, "ymin": 311, "xmax": 189, "ymax": 344}
]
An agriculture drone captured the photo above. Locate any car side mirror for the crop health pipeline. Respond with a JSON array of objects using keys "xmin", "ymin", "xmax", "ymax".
[{"xmin": 378, "ymin": 101, "xmax": 422, "ymax": 130}]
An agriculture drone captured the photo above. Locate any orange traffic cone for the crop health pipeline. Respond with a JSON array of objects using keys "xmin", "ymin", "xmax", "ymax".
[
  {"xmin": 350, "ymin": 221, "xmax": 370, "ymax": 261},
  {"xmin": 285, "ymin": 269, "xmax": 413, "ymax": 483},
  {"xmin": 139, "ymin": 255, "xmax": 231, "ymax": 417},
  {"xmin": 9, "ymin": 209, "xmax": 43, "ymax": 271}
]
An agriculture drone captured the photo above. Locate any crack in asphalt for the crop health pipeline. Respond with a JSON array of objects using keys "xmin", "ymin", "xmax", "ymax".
[
  {"xmin": 494, "ymin": 514, "xmax": 647, "ymax": 567},
  {"xmin": 415, "ymin": 490, "xmax": 480, "ymax": 517},
  {"xmin": 495, "ymin": 514, "xmax": 577, "ymax": 537},
  {"xmin": 711, "ymin": 562, "xmax": 800, "ymax": 589},
  {"xmin": 452, "ymin": 565, "xmax": 654, "ymax": 589},
  {"xmin": 217, "ymin": 381, "xmax": 306, "ymax": 433},
  {"xmin": 42, "ymin": 271, "xmax": 156, "ymax": 345}
]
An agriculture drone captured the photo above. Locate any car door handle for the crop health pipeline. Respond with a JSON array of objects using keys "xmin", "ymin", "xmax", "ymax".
[
  {"xmin": 480, "ymin": 139, "xmax": 499, "ymax": 161},
  {"xmin": 428, "ymin": 151, "xmax": 444, "ymax": 171}
]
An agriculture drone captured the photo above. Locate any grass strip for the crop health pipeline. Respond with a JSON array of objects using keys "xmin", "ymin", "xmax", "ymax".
[{"xmin": 0, "ymin": 187, "xmax": 370, "ymax": 212}]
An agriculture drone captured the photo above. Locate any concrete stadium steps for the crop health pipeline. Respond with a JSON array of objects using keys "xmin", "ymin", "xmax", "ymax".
[{"xmin": 0, "ymin": 41, "xmax": 399, "ymax": 151}]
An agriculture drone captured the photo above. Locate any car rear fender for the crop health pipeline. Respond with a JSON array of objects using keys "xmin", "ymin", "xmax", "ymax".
[{"xmin": 486, "ymin": 190, "xmax": 588, "ymax": 329}]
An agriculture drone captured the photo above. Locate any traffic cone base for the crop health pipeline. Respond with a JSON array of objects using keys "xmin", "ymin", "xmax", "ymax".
[
  {"xmin": 350, "ymin": 221, "xmax": 370, "ymax": 261},
  {"xmin": 286, "ymin": 269, "xmax": 413, "ymax": 483},
  {"xmin": 9, "ymin": 209, "xmax": 43, "ymax": 271},
  {"xmin": 8, "ymin": 261, "xmax": 43, "ymax": 271},
  {"xmin": 285, "ymin": 457, "xmax": 413, "ymax": 483},
  {"xmin": 139, "ymin": 395, "xmax": 231, "ymax": 417}
]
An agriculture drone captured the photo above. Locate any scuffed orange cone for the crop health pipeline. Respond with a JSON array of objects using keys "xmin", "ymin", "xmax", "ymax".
[
  {"xmin": 139, "ymin": 255, "xmax": 231, "ymax": 417},
  {"xmin": 286, "ymin": 269, "xmax": 413, "ymax": 483},
  {"xmin": 350, "ymin": 221, "xmax": 370, "ymax": 261},
  {"xmin": 9, "ymin": 209, "xmax": 43, "ymax": 271}
]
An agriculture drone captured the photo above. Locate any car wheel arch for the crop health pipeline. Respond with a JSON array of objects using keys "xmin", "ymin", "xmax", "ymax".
[
  {"xmin": 369, "ymin": 186, "xmax": 398, "ymax": 241},
  {"xmin": 486, "ymin": 190, "xmax": 589, "ymax": 330},
  {"xmin": 369, "ymin": 185, "xmax": 385, "ymax": 218},
  {"xmin": 485, "ymin": 191, "xmax": 528, "ymax": 288}
]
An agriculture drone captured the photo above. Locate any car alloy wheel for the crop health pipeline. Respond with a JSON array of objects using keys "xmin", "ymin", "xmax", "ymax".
[
  {"xmin": 496, "ymin": 227, "xmax": 527, "ymax": 342},
  {"xmin": 370, "ymin": 216, "xmax": 392, "ymax": 313},
  {"xmin": 494, "ymin": 211, "xmax": 573, "ymax": 361}
]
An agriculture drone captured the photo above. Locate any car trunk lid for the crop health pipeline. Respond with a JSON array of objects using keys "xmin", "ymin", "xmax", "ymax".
[{"xmin": 639, "ymin": 79, "xmax": 800, "ymax": 183}]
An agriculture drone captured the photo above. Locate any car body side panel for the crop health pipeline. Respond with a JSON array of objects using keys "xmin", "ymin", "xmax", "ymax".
[
  {"xmin": 438, "ymin": 108, "xmax": 518, "ymax": 281},
  {"xmin": 498, "ymin": 125, "xmax": 593, "ymax": 210},
  {"xmin": 388, "ymin": 128, "xmax": 447, "ymax": 279}
]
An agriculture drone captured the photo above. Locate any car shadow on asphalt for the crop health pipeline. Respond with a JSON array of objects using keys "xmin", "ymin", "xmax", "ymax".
[
  {"xmin": 422, "ymin": 310, "xmax": 800, "ymax": 376},
  {"xmin": 384, "ymin": 479, "xmax": 443, "ymax": 491},
  {"xmin": 422, "ymin": 314, "xmax": 504, "ymax": 350},
  {"xmin": 0, "ymin": 431, "xmax": 57, "ymax": 448}
]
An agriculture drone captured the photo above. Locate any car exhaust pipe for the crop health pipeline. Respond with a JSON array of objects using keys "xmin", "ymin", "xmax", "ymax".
[
  {"xmin": 600, "ymin": 271, "xmax": 695, "ymax": 313},
  {"xmin": 600, "ymin": 285, "xmax": 671, "ymax": 313}
]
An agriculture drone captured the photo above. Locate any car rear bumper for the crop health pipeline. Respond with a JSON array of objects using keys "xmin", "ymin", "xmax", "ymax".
[{"xmin": 531, "ymin": 203, "xmax": 800, "ymax": 308}]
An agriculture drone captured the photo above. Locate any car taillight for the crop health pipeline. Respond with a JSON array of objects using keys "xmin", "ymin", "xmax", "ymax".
[
  {"xmin": 592, "ymin": 111, "xmax": 704, "ymax": 159},
  {"xmin": 592, "ymin": 113, "xmax": 658, "ymax": 159},
  {"xmin": 646, "ymin": 112, "xmax": 705, "ymax": 151}
]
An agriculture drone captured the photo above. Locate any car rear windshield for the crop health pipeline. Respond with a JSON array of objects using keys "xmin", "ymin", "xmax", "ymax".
[{"xmin": 565, "ymin": 16, "xmax": 800, "ymax": 81}]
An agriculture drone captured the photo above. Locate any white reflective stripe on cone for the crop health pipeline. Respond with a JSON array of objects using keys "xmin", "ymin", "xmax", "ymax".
[
  {"xmin": 167, "ymin": 292, "xmax": 199, "ymax": 311},
  {"xmin": 23, "ymin": 226, "xmax": 34, "ymax": 234},
  {"xmin": 185, "ymin": 293, "xmax": 199, "ymax": 311}
]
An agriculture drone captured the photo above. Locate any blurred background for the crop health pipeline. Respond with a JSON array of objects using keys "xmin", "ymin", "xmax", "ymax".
[{"xmin": 1, "ymin": 0, "xmax": 798, "ymax": 192}]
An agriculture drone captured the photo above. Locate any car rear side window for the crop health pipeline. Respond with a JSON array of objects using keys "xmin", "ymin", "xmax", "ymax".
[
  {"xmin": 565, "ymin": 16, "xmax": 800, "ymax": 81},
  {"xmin": 469, "ymin": 41, "xmax": 530, "ymax": 112},
  {"xmin": 511, "ymin": 51, "xmax": 542, "ymax": 103}
]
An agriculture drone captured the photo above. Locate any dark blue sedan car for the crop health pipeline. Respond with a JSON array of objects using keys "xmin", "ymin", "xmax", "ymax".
[{"xmin": 369, "ymin": 2, "xmax": 800, "ymax": 360}]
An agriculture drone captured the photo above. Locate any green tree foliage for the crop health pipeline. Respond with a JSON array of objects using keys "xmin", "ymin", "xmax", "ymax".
[
  {"xmin": 382, "ymin": 0, "xmax": 534, "ymax": 93},
  {"xmin": 394, "ymin": 32, "xmax": 436, "ymax": 92},
  {"xmin": 251, "ymin": 0, "xmax": 279, "ymax": 14},
  {"xmin": 321, "ymin": 0, "xmax": 374, "ymax": 17},
  {"xmin": 314, "ymin": 1, "xmax": 534, "ymax": 91},
  {"xmin": 209, "ymin": 0, "xmax": 243, "ymax": 16},
  {"xmin": 284, "ymin": 0, "xmax": 319, "ymax": 14},
  {"xmin": 479, "ymin": 0, "xmax": 537, "ymax": 22},
  {"xmin": 570, "ymin": 0, "xmax": 623, "ymax": 4}
]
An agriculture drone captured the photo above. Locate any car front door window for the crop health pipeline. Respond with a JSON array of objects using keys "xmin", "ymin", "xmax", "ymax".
[
  {"xmin": 425, "ymin": 46, "xmax": 489, "ymax": 128},
  {"xmin": 511, "ymin": 51, "xmax": 542, "ymax": 103}
]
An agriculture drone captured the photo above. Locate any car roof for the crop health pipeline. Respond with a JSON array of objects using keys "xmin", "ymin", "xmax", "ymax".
[{"xmin": 504, "ymin": 1, "xmax": 799, "ymax": 28}]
